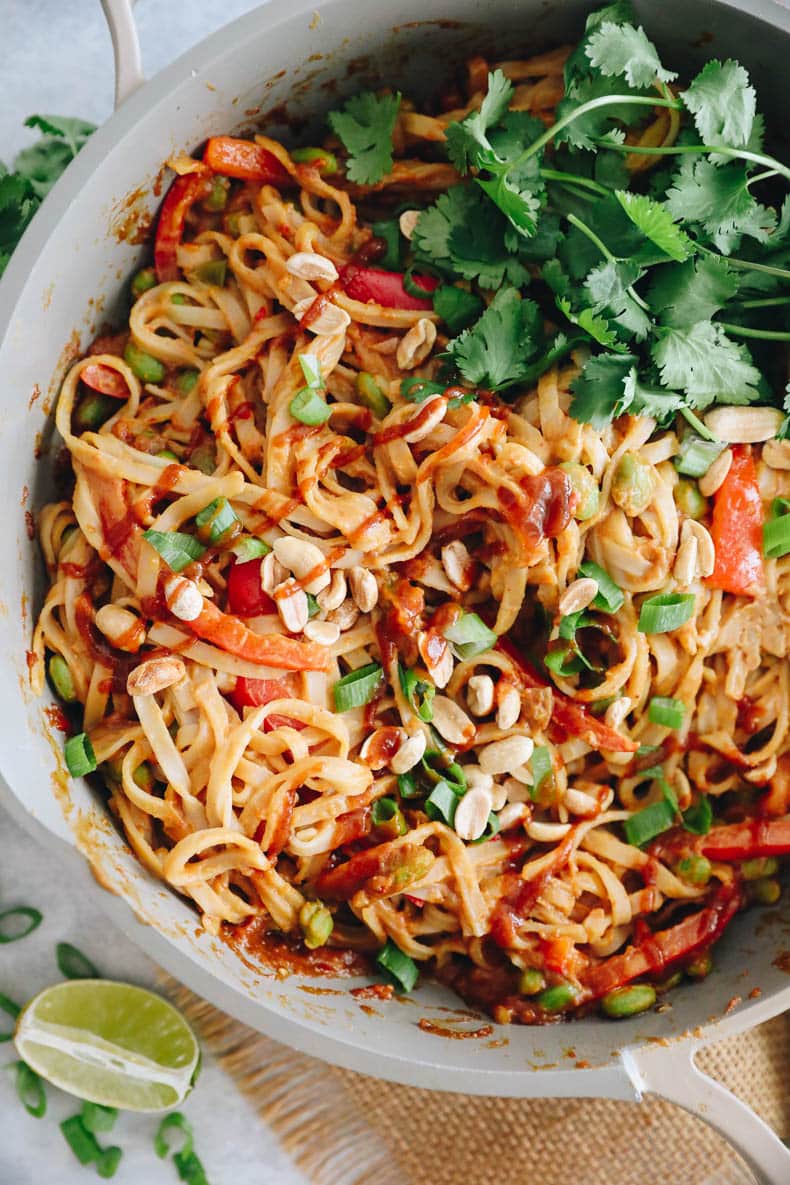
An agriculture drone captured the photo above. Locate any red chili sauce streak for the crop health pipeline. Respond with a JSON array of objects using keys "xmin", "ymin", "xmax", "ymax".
[
  {"xmin": 372, "ymin": 398, "xmax": 443, "ymax": 446},
  {"xmin": 418, "ymin": 1019, "xmax": 495, "ymax": 1039},
  {"xmin": 497, "ymin": 468, "xmax": 574, "ymax": 555},
  {"xmin": 297, "ymin": 281, "xmax": 341, "ymax": 329},
  {"xmin": 350, "ymin": 983, "xmax": 394, "ymax": 1001},
  {"xmin": 44, "ymin": 705, "xmax": 71, "ymax": 733}
]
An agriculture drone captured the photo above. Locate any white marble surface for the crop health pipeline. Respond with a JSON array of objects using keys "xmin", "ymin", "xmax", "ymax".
[{"xmin": 1, "ymin": 3, "xmax": 305, "ymax": 1182}]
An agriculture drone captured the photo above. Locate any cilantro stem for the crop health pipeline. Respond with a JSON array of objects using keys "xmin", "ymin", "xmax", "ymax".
[
  {"xmin": 539, "ymin": 168, "xmax": 609, "ymax": 198},
  {"xmin": 738, "ymin": 296, "xmax": 790, "ymax": 309},
  {"xmin": 747, "ymin": 169, "xmax": 779, "ymax": 189},
  {"xmin": 696, "ymin": 242, "xmax": 790, "ymax": 283},
  {"xmin": 566, "ymin": 213, "xmax": 651, "ymax": 311},
  {"xmin": 680, "ymin": 407, "xmax": 718, "ymax": 442},
  {"xmin": 590, "ymin": 138, "xmax": 790, "ymax": 186},
  {"xmin": 509, "ymin": 95, "xmax": 681, "ymax": 171},
  {"xmin": 718, "ymin": 322, "xmax": 790, "ymax": 341}
]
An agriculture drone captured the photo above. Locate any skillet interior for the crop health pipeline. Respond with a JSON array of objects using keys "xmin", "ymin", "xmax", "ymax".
[{"xmin": 1, "ymin": 0, "xmax": 790, "ymax": 1092}]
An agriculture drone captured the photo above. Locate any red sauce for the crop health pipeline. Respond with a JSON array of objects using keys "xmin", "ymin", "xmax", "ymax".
[
  {"xmin": 44, "ymin": 705, "xmax": 70, "ymax": 733},
  {"xmin": 225, "ymin": 916, "xmax": 370, "ymax": 977},
  {"xmin": 496, "ymin": 468, "xmax": 574, "ymax": 557},
  {"xmin": 348, "ymin": 505, "xmax": 390, "ymax": 547},
  {"xmin": 152, "ymin": 463, "xmax": 186, "ymax": 500},
  {"xmin": 228, "ymin": 401, "xmax": 255, "ymax": 424},
  {"xmin": 362, "ymin": 726, "xmax": 403, "ymax": 770},
  {"xmin": 350, "ymin": 983, "xmax": 394, "ymax": 1001},
  {"xmin": 737, "ymin": 696, "xmax": 765, "ymax": 735},
  {"xmin": 373, "ymin": 398, "xmax": 443, "ymax": 446},
  {"xmin": 354, "ymin": 237, "xmax": 387, "ymax": 265},
  {"xmin": 297, "ymin": 281, "xmax": 341, "ymax": 329},
  {"xmin": 332, "ymin": 806, "xmax": 372, "ymax": 848},
  {"xmin": 418, "ymin": 1019, "xmax": 494, "ymax": 1040},
  {"xmin": 376, "ymin": 578, "xmax": 425, "ymax": 669}
]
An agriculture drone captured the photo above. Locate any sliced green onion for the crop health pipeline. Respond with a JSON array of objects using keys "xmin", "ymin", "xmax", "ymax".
[
  {"xmin": 14, "ymin": 1061, "xmax": 46, "ymax": 1118},
  {"xmin": 648, "ymin": 696, "xmax": 686, "ymax": 730},
  {"xmin": 0, "ymin": 992, "xmax": 21, "ymax": 1041},
  {"xmin": 578, "ymin": 560, "xmax": 624, "ymax": 613},
  {"xmin": 333, "ymin": 662, "xmax": 383, "ymax": 712},
  {"xmin": 356, "ymin": 371, "xmax": 391, "ymax": 418},
  {"xmin": 306, "ymin": 591, "xmax": 320, "ymax": 619},
  {"xmin": 123, "ymin": 341, "xmax": 166, "ymax": 384},
  {"xmin": 0, "ymin": 906, "xmax": 42, "ymax": 944},
  {"xmin": 289, "ymin": 386, "xmax": 331, "ymax": 425},
  {"xmin": 155, "ymin": 1112, "xmax": 194, "ymax": 1160},
  {"xmin": 48, "ymin": 653, "xmax": 76, "ymax": 703},
  {"xmin": 638, "ymin": 592, "xmax": 695, "ymax": 634},
  {"xmin": 424, "ymin": 780, "xmax": 458, "ymax": 826},
  {"xmin": 442, "ymin": 612, "xmax": 497, "ymax": 660},
  {"xmin": 623, "ymin": 799, "xmax": 676, "ymax": 846},
  {"xmin": 371, "ymin": 797, "xmax": 408, "ymax": 838},
  {"xmin": 203, "ymin": 175, "xmax": 230, "ymax": 212},
  {"xmin": 763, "ymin": 497, "xmax": 790, "ymax": 559},
  {"xmin": 530, "ymin": 745, "xmax": 553, "ymax": 802},
  {"xmin": 376, "ymin": 938, "xmax": 419, "ymax": 992},
  {"xmin": 298, "ymin": 352, "xmax": 323, "ymax": 389},
  {"xmin": 176, "ymin": 368, "xmax": 200, "ymax": 393},
  {"xmin": 193, "ymin": 258, "xmax": 227, "ymax": 286},
  {"xmin": 398, "ymin": 663, "xmax": 435, "ymax": 722},
  {"xmin": 371, "ymin": 218, "xmax": 403, "ymax": 270},
  {"xmin": 675, "ymin": 434, "xmax": 723, "ymax": 478},
  {"xmin": 156, "ymin": 449, "xmax": 180, "ymax": 462},
  {"xmin": 400, "ymin": 376, "xmax": 446, "ymax": 403},
  {"xmin": 421, "ymin": 752, "xmax": 466, "ymax": 793},
  {"xmin": 143, "ymin": 528, "xmax": 206, "ymax": 572},
  {"xmin": 96, "ymin": 1146, "xmax": 123, "ymax": 1179},
  {"xmin": 65, "ymin": 732, "xmax": 97, "ymax": 777},
  {"xmin": 299, "ymin": 900, "xmax": 334, "ymax": 949},
  {"xmin": 56, "ymin": 941, "xmax": 99, "ymax": 980},
  {"xmin": 681, "ymin": 796, "xmax": 713, "ymax": 835},
  {"xmin": 471, "ymin": 811, "xmax": 501, "ymax": 844},
  {"xmin": 291, "ymin": 146, "xmax": 338, "ymax": 173},
  {"xmin": 174, "ymin": 1149, "xmax": 211, "ymax": 1185},
  {"xmin": 195, "ymin": 496, "xmax": 239, "ymax": 545},
  {"xmin": 397, "ymin": 771, "xmax": 421, "ymax": 799},
  {"xmin": 61, "ymin": 1114, "xmax": 100, "ymax": 1164},
  {"xmin": 432, "ymin": 285, "xmax": 484, "ymax": 334},
  {"xmin": 131, "ymin": 267, "xmax": 157, "ymax": 299},
  {"xmin": 231, "ymin": 536, "xmax": 271, "ymax": 562},
  {"xmin": 80, "ymin": 1102, "xmax": 118, "ymax": 1134}
]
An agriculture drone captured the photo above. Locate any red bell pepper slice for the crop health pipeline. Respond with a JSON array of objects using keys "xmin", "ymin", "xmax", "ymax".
[
  {"xmin": 203, "ymin": 136, "xmax": 291, "ymax": 185},
  {"xmin": 154, "ymin": 171, "xmax": 213, "ymax": 283},
  {"xmin": 226, "ymin": 557, "xmax": 276, "ymax": 617},
  {"xmin": 584, "ymin": 883, "xmax": 744, "ymax": 999},
  {"xmin": 185, "ymin": 598, "xmax": 328, "ymax": 671},
  {"xmin": 496, "ymin": 636, "xmax": 638, "ymax": 754},
  {"xmin": 229, "ymin": 675, "xmax": 295, "ymax": 710},
  {"xmin": 700, "ymin": 816, "xmax": 790, "ymax": 861},
  {"xmin": 80, "ymin": 363, "xmax": 130, "ymax": 400},
  {"xmin": 339, "ymin": 264, "xmax": 438, "ymax": 310},
  {"xmin": 707, "ymin": 444, "xmax": 765, "ymax": 597}
]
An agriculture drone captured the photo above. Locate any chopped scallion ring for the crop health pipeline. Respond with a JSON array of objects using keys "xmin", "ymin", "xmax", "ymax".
[
  {"xmin": 376, "ymin": 938, "xmax": 419, "ymax": 992},
  {"xmin": 681, "ymin": 796, "xmax": 713, "ymax": 835},
  {"xmin": 397, "ymin": 771, "xmax": 422, "ymax": 799},
  {"xmin": 623, "ymin": 766, "xmax": 678, "ymax": 846},
  {"xmin": 674, "ymin": 434, "xmax": 724, "ymax": 478},
  {"xmin": 14, "ymin": 1061, "xmax": 47, "ymax": 1118},
  {"xmin": 0, "ymin": 992, "xmax": 21, "ymax": 1041},
  {"xmin": 80, "ymin": 1102, "xmax": 118, "ymax": 1134},
  {"xmin": 231, "ymin": 536, "xmax": 271, "ymax": 562},
  {"xmin": 61, "ymin": 1114, "xmax": 101, "ymax": 1164},
  {"xmin": 578, "ymin": 560, "xmax": 624, "ymax": 613},
  {"xmin": 64, "ymin": 732, "xmax": 97, "ymax": 778},
  {"xmin": 143, "ymin": 528, "xmax": 206, "ymax": 573},
  {"xmin": 637, "ymin": 592, "xmax": 695, "ymax": 634},
  {"xmin": 298, "ymin": 352, "xmax": 324, "ymax": 389},
  {"xmin": 0, "ymin": 906, "xmax": 43, "ymax": 944},
  {"xmin": 424, "ymin": 780, "xmax": 459, "ymax": 825},
  {"xmin": 56, "ymin": 941, "xmax": 100, "ymax": 980},
  {"xmin": 763, "ymin": 497, "xmax": 790, "ymax": 558},
  {"xmin": 332, "ymin": 662, "xmax": 383, "ymax": 712},
  {"xmin": 289, "ymin": 387, "xmax": 332, "ymax": 425},
  {"xmin": 195, "ymin": 496, "xmax": 239, "ymax": 545},
  {"xmin": 442, "ymin": 611, "xmax": 497, "ymax": 659},
  {"xmin": 647, "ymin": 696, "xmax": 686, "ymax": 730},
  {"xmin": 155, "ymin": 1112, "xmax": 195, "ymax": 1160},
  {"xmin": 398, "ymin": 663, "xmax": 435, "ymax": 722}
]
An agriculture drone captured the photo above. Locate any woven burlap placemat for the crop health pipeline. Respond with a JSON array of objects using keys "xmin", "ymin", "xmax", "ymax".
[{"xmin": 161, "ymin": 976, "xmax": 788, "ymax": 1185}]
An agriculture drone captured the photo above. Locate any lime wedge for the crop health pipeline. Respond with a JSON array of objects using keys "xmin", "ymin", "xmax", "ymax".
[{"xmin": 14, "ymin": 980, "xmax": 200, "ymax": 1112}]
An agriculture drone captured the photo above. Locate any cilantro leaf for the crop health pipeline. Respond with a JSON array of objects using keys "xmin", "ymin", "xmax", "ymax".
[
  {"xmin": 615, "ymin": 191, "xmax": 693, "ymax": 262},
  {"xmin": 477, "ymin": 172, "xmax": 543, "ymax": 238},
  {"xmin": 564, "ymin": 1, "xmax": 637, "ymax": 89},
  {"xmin": 544, "ymin": 259, "xmax": 627, "ymax": 350},
  {"xmin": 412, "ymin": 185, "xmax": 530, "ymax": 287},
  {"xmin": 648, "ymin": 255, "xmax": 739, "ymax": 327},
  {"xmin": 680, "ymin": 60, "xmax": 756, "ymax": 155},
  {"xmin": 776, "ymin": 384, "xmax": 790, "ymax": 440},
  {"xmin": 665, "ymin": 157, "xmax": 776, "ymax": 254},
  {"xmin": 651, "ymin": 321, "xmax": 762, "ymax": 406},
  {"xmin": 555, "ymin": 74, "xmax": 651, "ymax": 152},
  {"xmin": 585, "ymin": 20, "xmax": 676, "ymax": 88},
  {"xmin": 623, "ymin": 368, "xmax": 686, "ymax": 421},
  {"xmin": 24, "ymin": 115, "xmax": 95, "ymax": 157},
  {"xmin": 583, "ymin": 259, "xmax": 652, "ymax": 340},
  {"xmin": 447, "ymin": 287, "xmax": 544, "ymax": 389},
  {"xmin": 432, "ymin": 285, "xmax": 484, "ymax": 334},
  {"xmin": 570, "ymin": 353, "xmax": 637, "ymax": 427},
  {"xmin": 444, "ymin": 69, "xmax": 514, "ymax": 173},
  {"xmin": 328, "ymin": 91, "xmax": 401, "ymax": 185},
  {"xmin": 0, "ymin": 173, "xmax": 37, "ymax": 273}
]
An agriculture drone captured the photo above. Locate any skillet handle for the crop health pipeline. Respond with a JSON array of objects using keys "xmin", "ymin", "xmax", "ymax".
[
  {"xmin": 623, "ymin": 1041, "xmax": 790, "ymax": 1185},
  {"xmin": 99, "ymin": 0, "xmax": 145, "ymax": 109}
]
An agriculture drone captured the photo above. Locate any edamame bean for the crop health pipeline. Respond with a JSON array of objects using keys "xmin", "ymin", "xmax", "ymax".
[
  {"xmin": 299, "ymin": 901, "xmax": 334, "ymax": 949},
  {"xmin": 518, "ymin": 968, "xmax": 545, "ymax": 996},
  {"xmin": 131, "ymin": 267, "xmax": 157, "ymax": 299},
  {"xmin": 537, "ymin": 982, "xmax": 578, "ymax": 1013},
  {"xmin": 611, "ymin": 452, "xmax": 654, "ymax": 516},
  {"xmin": 560, "ymin": 462, "xmax": 599, "ymax": 521},
  {"xmin": 674, "ymin": 479, "xmax": 708, "ymax": 520},
  {"xmin": 123, "ymin": 341, "xmax": 165, "ymax": 384},
  {"xmin": 601, "ymin": 984, "xmax": 656, "ymax": 1018},
  {"xmin": 48, "ymin": 654, "xmax": 76, "ymax": 703}
]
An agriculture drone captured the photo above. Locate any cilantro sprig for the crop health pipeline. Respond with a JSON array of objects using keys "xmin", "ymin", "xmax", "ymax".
[
  {"xmin": 328, "ymin": 90, "xmax": 401, "ymax": 185},
  {"xmin": 1, "ymin": 115, "xmax": 94, "ymax": 274}
]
